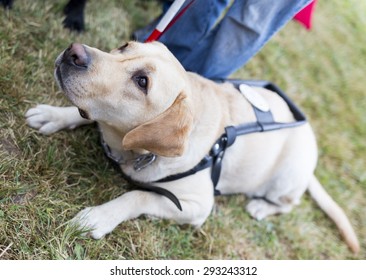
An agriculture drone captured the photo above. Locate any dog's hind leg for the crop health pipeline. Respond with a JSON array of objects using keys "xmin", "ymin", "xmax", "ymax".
[
  {"xmin": 25, "ymin": 105, "xmax": 93, "ymax": 135},
  {"xmin": 245, "ymin": 173, "xmax": 310, "ymax": 220},
  {"xmin": 245, "ymin": 124, "xmax": 317, "ymax": 220},
  {"xmin": 246, "ymin": 197, "xmax": 294, "ymax": 220}
]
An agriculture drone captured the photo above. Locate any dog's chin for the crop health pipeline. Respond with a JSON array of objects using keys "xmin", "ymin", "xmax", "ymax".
[{"xmin": 53, "ymin": 67, "xmax": 90, "ymax": 120}]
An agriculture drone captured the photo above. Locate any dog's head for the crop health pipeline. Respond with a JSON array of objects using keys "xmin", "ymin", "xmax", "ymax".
[{"xmin": 54, "ymin": 41, "xmax": 193, "ymax": 157}]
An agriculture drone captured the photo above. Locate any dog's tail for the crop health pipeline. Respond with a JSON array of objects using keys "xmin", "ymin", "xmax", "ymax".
[{"xmin": 308, "ymin": 175, "xmax": 359, "ymax": 253}]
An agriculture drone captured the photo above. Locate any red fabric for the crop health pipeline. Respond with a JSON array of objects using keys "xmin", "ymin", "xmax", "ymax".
[{"xmin": 294, "ymin": 0, "xmax": 317, "ymax": 30}]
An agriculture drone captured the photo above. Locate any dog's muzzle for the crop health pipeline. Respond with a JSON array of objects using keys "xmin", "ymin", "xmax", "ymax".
[
  {"xmin": 57, "ymin": 43, "xmax": 90, "ymax": 68},
  {"xmin": 54, "ymin": 43, "xmax": 90, "ymax": 88},
  {"xmin": 54, "ymin": 43, "xmax": 92, "ymax": 103}
]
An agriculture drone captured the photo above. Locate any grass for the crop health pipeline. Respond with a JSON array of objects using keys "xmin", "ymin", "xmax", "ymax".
[{"xmin": 0, "ymin": 0, "xmax": 365, "ymax": 259}]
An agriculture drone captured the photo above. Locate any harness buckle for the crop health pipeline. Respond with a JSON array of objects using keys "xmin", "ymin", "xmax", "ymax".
[
  {"xmin": 210, "ymin": 136, "xmax": 227, "ymax": 157},
  {"xmin": 133, "ymin": 153, "xmax": 157, "ymax": 172}
]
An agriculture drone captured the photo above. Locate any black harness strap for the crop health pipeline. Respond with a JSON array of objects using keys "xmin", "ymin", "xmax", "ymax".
[
  {"xmin": 209, "ymin": 126, "xmax": 237, "ymax": 194},
  {"xmin": 105, "ymin": 155, "xmax": 183, "ymax": 211},
  {"xmin": 157, "ymin": 126, "xmax": 238, "ymax": 195},
  {"xmin": 155, "ymin": 80, "xmax": 307, "ymax": 199},
  {"xmin": 157, "ymin": 156, "xmax": 212, "ymax": 184}
]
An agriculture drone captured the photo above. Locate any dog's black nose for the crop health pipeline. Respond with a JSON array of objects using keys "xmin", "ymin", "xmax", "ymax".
[{"xmin": 63, "ymin": 43, "xmax": 90, "ymax": 68}]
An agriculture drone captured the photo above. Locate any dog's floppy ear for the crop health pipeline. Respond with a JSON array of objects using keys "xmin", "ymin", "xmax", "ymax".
[{"xmin": 122, "ymin": 93, "xmax": 193, "ymax": 157}]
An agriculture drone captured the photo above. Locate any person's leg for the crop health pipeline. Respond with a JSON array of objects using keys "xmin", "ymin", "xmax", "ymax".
[
  {"xmin": 135, "ymin": 0, "xmax": 311, "ymax": 79},
  {"xmin": 180, "ymin": 0, "xmax": 312, "ymax": 79},
  {"xmin": 158, "ymin": 0, "xmax": 231, "ymax": 63}
]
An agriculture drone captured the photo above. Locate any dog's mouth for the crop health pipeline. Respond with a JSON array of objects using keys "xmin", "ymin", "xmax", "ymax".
[
  {"xmin": 54, "ymin": 49, "xmax": 63, "ymax": 68},
  {"xmin": 54, "ymin": 49, "xmax": 66, "ymax": 91},
  {"xmin": 54, "ymin": 44, "xmax": 90, "ymax": 95},
  {"xmin": 54, "ymin": 65, "xmax": 89, "ymax": 120},
  {"xmin": 54, "ymin": 60, "xmax": 89, "ymax": 121},
  {"xmin": 54, "ymin": 49, "xmax": 88, "ymax": 106},
  {"xmin": 54, "ymin": 66, "xmax": 64, "ymax": 91}
]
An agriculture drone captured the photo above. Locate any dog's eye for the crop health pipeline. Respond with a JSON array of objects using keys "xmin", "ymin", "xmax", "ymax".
[
  {"xmin": 78, "ymin": 108, "xmax": 89, "ymax": 119},
  {"xmin": 118, "ymin": 42, "xmax": 128, "ymax": 51},
  {"xmin": 132, "ymin": 70, "xmax": 149, "ymax": 94},
  {"xmin": 135, "ymin": 76, "xmax": 148, "ymax": 92}
]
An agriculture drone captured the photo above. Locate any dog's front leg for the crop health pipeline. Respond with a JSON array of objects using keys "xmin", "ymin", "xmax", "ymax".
[
  {"xmin": 72, "ymin": 174, "xmax": 214, "ymax": 239},
  {"xmin": 26, "ymin": 105, "xmax": 93, "ymax": 135}
]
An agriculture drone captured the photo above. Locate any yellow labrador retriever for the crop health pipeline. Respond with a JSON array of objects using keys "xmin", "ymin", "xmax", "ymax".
[{"xmin": 25, "ymin": 41, "xmax": 359, "ymax": 253}]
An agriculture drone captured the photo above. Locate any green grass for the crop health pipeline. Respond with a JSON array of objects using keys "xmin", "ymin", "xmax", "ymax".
[{"xmin": 0, "ymin": 0, "xmax": 365, "ymax": 259}]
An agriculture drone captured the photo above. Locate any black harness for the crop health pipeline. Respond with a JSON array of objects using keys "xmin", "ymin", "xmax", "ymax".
[{"xmin": 102, "ymin": 80, "xmax": 307, "ymax": 211}]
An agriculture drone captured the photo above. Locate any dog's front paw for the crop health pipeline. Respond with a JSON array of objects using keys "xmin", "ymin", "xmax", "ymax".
[
  {"xmin": 25, "ymin": 105, "xmax": 74, "ymax": 135},
  {"xmin": 71, "ymin": 207, "xmax": 116, "ymax": 239}
]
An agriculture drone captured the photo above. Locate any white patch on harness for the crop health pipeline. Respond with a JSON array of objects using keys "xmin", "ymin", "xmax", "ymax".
[{"xmin": 239, "ymin": 84, "xmax": 270, "ymax": 112}]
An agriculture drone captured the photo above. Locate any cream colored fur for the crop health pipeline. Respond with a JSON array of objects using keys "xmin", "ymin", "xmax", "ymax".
[{"xmin": 26, "ymin": 41, "xmax": 359, "ymax": 253}]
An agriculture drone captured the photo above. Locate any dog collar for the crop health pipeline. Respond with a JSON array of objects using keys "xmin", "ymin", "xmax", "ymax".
[
  {"xmin": 99, "ymin": 134, "xmax": 183, "ymax": 210},
  {"xmin": 101, "ymin": 139, "xmax": 157, "ymax": 172},
  {"xmin": 100, "ymin": 80, "xmax": 307, "ymax": 211},
  {"xmin": 100, "ymin": 137, "xmax": 183, "ymax": 211}
]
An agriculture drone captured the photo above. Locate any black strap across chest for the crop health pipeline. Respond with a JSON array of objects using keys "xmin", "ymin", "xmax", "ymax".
[{"xmin": 103, "ymin": 80, "xmax": 307, "ymax": 211}]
